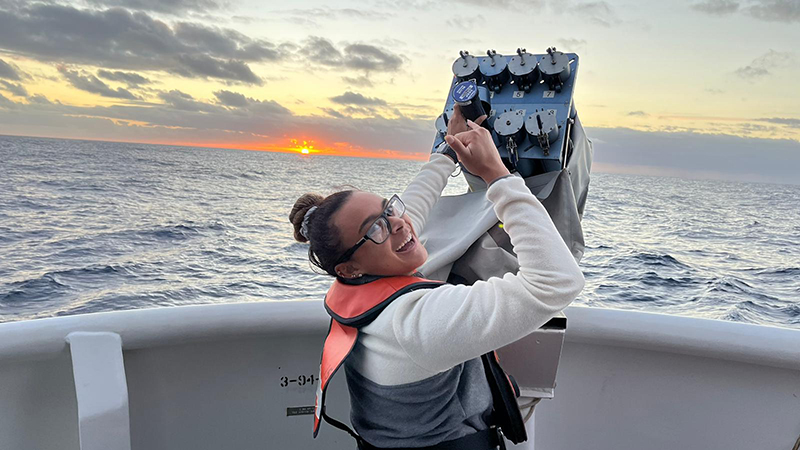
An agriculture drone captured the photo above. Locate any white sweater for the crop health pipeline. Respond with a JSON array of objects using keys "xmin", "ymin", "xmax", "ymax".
[{"xmin": 346, "ymin": 154, "xmax": 585, "ymax": 385}]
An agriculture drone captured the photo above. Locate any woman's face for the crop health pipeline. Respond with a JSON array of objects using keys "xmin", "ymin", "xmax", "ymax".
[{"xmin": 332, "ymin": 191, "xmax": 428, "ymax": 278}]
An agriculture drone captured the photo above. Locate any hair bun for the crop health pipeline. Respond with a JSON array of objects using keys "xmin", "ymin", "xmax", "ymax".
[{"xmin": 289, "ymin": 193, "xmax": 324, "ymax": 243}]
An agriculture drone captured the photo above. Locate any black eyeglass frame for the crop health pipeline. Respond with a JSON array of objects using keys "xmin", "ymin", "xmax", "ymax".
[{"xmin": 334, "ymin": 194, "xmax": 405, "ymax": 266}]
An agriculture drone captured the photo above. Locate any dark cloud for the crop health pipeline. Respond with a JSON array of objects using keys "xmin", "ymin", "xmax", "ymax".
[
  {"xmin": 214, "ymin": 90, "xmax": 248, "ymax": 107},
  {"xmin": 0, "ymin": 80, "xmax": 28, "ymax": 97},
  {"xmin": 28, "ymin": 94, "xmax": 53, "ymax": 105},
  {"xmin": 627, "ymin": 111, "xmax": 648, "ymax": 117},
  {"xmin": 748, "ymin": 0, "xmax": 800, "ymax": 22},
  {"xmin": 330, "ymin": 91, "xmax": 387, "ymax": 106},
  {"xmin": 734, "ymin": 66, "xmax": 770, "ymax": 78},
  {"xmin": 691, "ymin": 0, "xmax": 800, "ymax": 22},
  {"xmin": 85, "ymin": 0, "xmax": 222, "ymax": 14},
  {"xmin": 0, "ymin": 3, "xmax": 279, "ymax": 84},
  {"xmin": 0, "ymin": 92, "xmax": 14, "ymax": 108},
  {"xmin": 342, "ymin": 75, "xmax": 374, "ymax": 87},
  {"xmin": 691, "ymin": 0, "xmax": 740, "ymax": 14},
  {"xmin": 0, "ymin": 58, "xmax": 23, "ymax": 81},
  {"xmin": 346, "ymin": 44, "xmax": 404, "ymax": 71},
  {"xmin": 758, "ymin": 117, "xmax": 800, "ymax": 128},
  {"xmin": 589, "ymin": 126, "xmax": 800, "ymax": 185},
  {"xmin": 734, "ymin": 49, "xmax": 794, "ymax": 79},
  {"xmin": 212, "ymin": 89, "xmax": 290, "ymax": 114},
  {"xmin": 97, "ymin": 70, "xmax": 151, "ymax": 87},
  {"xmin": 0, "ymin": 93, "xmax": 430, "ymax": 155},
  {"xmin": 158, "ymin": 90, "xmax": 221, "ymax": 112},
  {"xmin": 59, "ymin": 67, "xmax": 140, "ymax": 100},
  {"xmin": 172, "ymin": 54, "xmax": 262, "ymax": 85},
  {"xmin": 320, "ymin": 107, "xmax": 347, "ymax": 119},
  {"xmin": 303, "ymin": 37, "xmax": 403, "ymax": 72}
]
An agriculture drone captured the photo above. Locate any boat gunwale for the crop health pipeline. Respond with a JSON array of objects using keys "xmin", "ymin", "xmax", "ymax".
[{"xmin": 0, "ymin": 303, "xmax": 798, "ymax": 371}]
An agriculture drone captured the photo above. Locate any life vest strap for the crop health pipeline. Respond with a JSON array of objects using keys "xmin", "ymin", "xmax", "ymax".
[{"xmin": 322, "ymin": 409, "xmax": 363, "ymax": 445}]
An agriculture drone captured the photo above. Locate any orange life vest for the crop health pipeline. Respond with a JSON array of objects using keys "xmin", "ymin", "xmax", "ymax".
[
  {"xmin": 313, "ymin": 275, "xmax": 443, "ymax": 438},
  {"xmin": 313, "ymin": 275, "xmax": 527, "ymax": 447}
]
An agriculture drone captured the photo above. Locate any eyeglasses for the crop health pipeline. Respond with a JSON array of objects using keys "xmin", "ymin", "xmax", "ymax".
[{"xmin": 335, "ymin": 195, "xmax": 406, "ymax": 266}]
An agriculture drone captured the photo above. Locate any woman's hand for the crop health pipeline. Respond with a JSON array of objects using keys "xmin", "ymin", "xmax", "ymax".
[
  {"xmin": 445, "ymin": 120, "xmax": 510, "ymax": 185},
  {"xmin": 446, "ymin": 104, "xmax": 486, "ymax": 136}
]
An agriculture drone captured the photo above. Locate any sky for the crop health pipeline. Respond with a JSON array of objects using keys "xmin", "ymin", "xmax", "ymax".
[{"xmin": 0, "ymin": 0, "xmax": 798, "ymax": 183}]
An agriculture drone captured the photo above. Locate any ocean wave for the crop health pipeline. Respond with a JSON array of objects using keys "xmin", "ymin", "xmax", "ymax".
[{"xmin": 2, "ymin": 137, "xmax": 799, "ymax": 329}]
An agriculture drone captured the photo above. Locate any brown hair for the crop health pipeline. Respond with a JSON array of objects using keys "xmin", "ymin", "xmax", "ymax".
[{"xmin": 289, "ymin": 190, "xmax": 354, "ymax": 277}]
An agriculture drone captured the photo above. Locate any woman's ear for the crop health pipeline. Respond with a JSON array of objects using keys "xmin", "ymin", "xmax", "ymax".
[{"xmin": 334, "ymin": 261, "xmax": 361, "ymax": 279}]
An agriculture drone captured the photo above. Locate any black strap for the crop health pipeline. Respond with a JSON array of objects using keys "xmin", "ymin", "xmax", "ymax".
[
  {"xmin": 322, "ymin": 410, "xmax": 363, "ymax": 446},
  {"xmin": 357, "ymin": 427, "xmax": 502, "ymax": 450}
]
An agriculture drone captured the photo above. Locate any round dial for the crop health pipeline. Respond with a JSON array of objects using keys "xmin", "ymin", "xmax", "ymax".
[{"xmin": 452, "ymin": 52, "xmax": 480, "ymax": 81}]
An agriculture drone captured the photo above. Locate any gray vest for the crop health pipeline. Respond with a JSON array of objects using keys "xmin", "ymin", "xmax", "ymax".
[{"xmin": 344, "ymin": 356, "xmax": 494, "ymax": 447}]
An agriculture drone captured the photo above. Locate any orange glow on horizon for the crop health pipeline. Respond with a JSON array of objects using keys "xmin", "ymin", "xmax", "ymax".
[{"xmin": 154, "ymin": 137, "xmax": 430, "ymax": 161}]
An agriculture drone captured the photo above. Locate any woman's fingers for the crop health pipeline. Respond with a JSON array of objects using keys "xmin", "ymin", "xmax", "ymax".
[
  {"xmin": 452, "ymin": 104, "xmax": 464, "ymax": 121},
  {"xmin": 466, "ymin": 119, "xmax": 481, "ymax": 131},
  {"xmin": 445, "ymin": 135, "xmax": 469, "ymax": 157}
]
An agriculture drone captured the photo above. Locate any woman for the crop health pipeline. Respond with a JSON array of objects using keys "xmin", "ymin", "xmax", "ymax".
[{"xmin": 289, "ymin": 106, "xmax": 585, "ymax": 450}]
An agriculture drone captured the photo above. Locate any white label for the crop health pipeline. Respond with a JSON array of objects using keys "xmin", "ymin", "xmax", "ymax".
[
  {"xmin": 489, "ymin": 91, "xmax": 495, "ymax": 99},
  {"xmin": 512, "ymin": 91, "xmax": 524, "ymax": 99},
  {"xmin": 543, "ymin": 91, "xmax": 555, "ymax": 98}
]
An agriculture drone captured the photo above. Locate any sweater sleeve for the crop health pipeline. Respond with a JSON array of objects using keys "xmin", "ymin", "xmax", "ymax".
[
  {"xmin": 399, "ymin": 153, "xmax": 456, "ymax": 235},
  {"xmin": 391, "ymin": 176, "xmax": 585, "ymax": 373}
]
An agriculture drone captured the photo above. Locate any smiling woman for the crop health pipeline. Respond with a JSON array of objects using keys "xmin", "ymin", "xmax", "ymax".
[{"xmin": 288, "ymin": 109, "xmax": 584, "ymax": 449}]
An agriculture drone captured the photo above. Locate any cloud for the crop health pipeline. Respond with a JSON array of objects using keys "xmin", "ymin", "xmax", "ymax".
[
  {"xmin": 734, "ymin": 66, "xmax": 770, "ymax": 78},
  {"xmin": 0, "ymin": 80, "xmax": 28, "ymax": 97},
  {"xmin": 213, "ymin": 89, "xmax": 291, "ymax": 114},
  {"xmin": 97, "ymin": 70, "xmax": 151, "ymax": 87},
  {"xmin": 214, "ymin": 90, "xmax": 248, "ymax": 107},
  {"xmin": 0, "ymin": 3, "xmax": 279, "ymax": 84},
  {"xmin": 0, "ymin": 92, "xmax": 15, "ymax": 108},
  {"xmin": 627, "ymin": 111, "xmax": 648, "ymax": 117},
  {"xmin": 691, "ymin": 0, "xmax": 740, "ymax": 14},
  {"xmin": 758, "ymin": 117, "xmax": 800, "ymax": 128},
  {"xmin": 0, "ymin": 58, "xmax": 23, "ymax": 81},
  {"xmin": 747, "ymin": 0, "xmax": 800, "ymax": 22},
  {"xmin": 342, "ymin": 75, "xmax": 374, "ymax": 87},
  {"xmin": 85, "ymin": 0, "xmax": 223, "ymax": 14},
  {"xmin": 691, "ymin": 0, "xmax": 800, "ymax": 22},
  {"xmin": 556, "ymin": 38, "xmax": 588, "ymax": 54},
  {"xmin": 172, "ymin": 54, "xmax": 262, "ymax": 85},
  {"xmin": 158, "ymin": 90, "xmax": 221, "ymax": 112},
  {"xmin": 570, "ymin": 1, "xmax": 620, "ymax": 27},
  {"xmin": 330, "ymin": 91, "xmax": 388, "ymax": 106},
  {"xmin": 59, "ymin": 67, "xmax": 140, "ymax": 100},
  {"xmin": 588, "ymin": 126, "xmax": 800, "ymax": 185},
  {"xmin": 734, "ymin": 49, "xmax": 794, "ymax": 79},
  {"xmin": 0, "ymin": 92, "xmax": 431, "ymax": 155},
  {"xmin": 302, "ymin": 37, "xmax": 403, "ymax": 72}
]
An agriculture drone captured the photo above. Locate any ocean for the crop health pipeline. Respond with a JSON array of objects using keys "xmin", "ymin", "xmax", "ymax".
[{"xmin": 1, "ymin": 135, "xmax": 798, "ymax": 329}]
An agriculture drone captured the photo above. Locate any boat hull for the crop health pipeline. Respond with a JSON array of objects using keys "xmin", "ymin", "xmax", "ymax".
[{"xmin": 1, "ymin": 302, "xmax": 798, "ymax": 450}]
